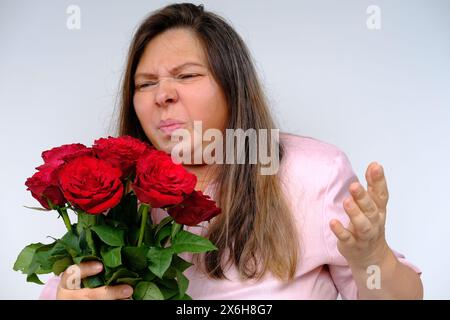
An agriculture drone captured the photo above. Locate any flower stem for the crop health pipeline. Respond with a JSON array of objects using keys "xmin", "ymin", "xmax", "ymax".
[
  {"xmin": 137, "ymin": 204, "xmax": 149, "ymax": 247},
  {"xmin": 59, "ymin": 207, "xmax": 72, "ymax": 232}
]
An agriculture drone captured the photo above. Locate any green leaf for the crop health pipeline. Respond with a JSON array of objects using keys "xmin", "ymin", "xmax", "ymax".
[
  {"xmin": 156, "ymin": 225, "xmax": 172, "ymax": 247},
  {"xmin": 13, "ymin": 243, "xmax": 44, "ymax": 273},
  {"xmin": 78, "ymin": 230, "xmax": 88, "ymax": 253},
  {"xmin": 155, "ymin": 216, "xmax": 174, "ymax": 235},
  {"xmin": 158, "ymin": 286, "xmax": 178, "ymax": 300},
  {"xmin": 170, "ymin": 223, "xmax": 183, "ymax": 240},
  {"xmin": 91, "ymin": 225, "xmax": 125, "ymax": 247},
  {"xmin": 154, "ymin": 278, "xmax": 185, "ymax": 299},
  {"xmin": 122, "ymin": 246, "xmax": 149, "ymax": 271},
  {"xmin": 48, "ymin": 241, "xmax": 69, "ymax": 259},
  {"xmin": 133, "ymin": 281, "xmax": 164, "ymax": 300},
  {"xmin": 171, "ymin": 293, "xmax": 192, "ymax": 300},
  {"xmin": 155, "ymin": 278, "xmax": 178, "ymax": 290},
  {"xmin": 142, "ymin": 270, "xmax": 156, "ymax": 282},
  {"xmin": 171, "ymin": 230, "xmax": 218, "ymax": 254},
  {"xmin": 82, "ymin": 275, "xmax": 104, "ymax": 288},
  {"xmin": 101, "ymin": 247, "xmax": 122, "ymax": 268},
  {"xmin": 59, "ymin": 231, "xmax": 81, "ymax": 257},
  {"xmin": 78, "ymin": 232, "xmax": 98, "ymax": 257},
  {"xmin": 162, "ymin": 267, "xmax": 177, "ymax": 279},
  {"xmin": 52, "ymin": 257, "xmax": 73, "ymax": 275},
  {"xmin": 26, "ymin": 273, "xmax": 43, "ymax": 285},
  {"xmin": 85, "ymin": 229, "xmax": 97, "ymax": 256},
  {"xmin": 106, "ymin": 219, "xmax": 127, "ymax": 229},
  {"xmin": 146, "ymin": 247, "xmax": 173, "ymax": 279},
  {"xmin": 116, "ymin": 277, "xmax": 142, "ymax": 286},
  {"xmin": 105, "ymin": 268, "xmax": 139, "ymax": 286},
  {"xmin": 176, "ymin": 269, "xmax": 189, "ymax": 298},
  {"xmin": 73, "ymin": 255, "xmax": 100, "ymax": 264},
  {"xmin": 171, "ymin": 255, "xmax": 193, "ymax": 272},
  {"xmin": 33, "ymin": 250, "xmax": 54, "ymax": 274},
  {"xmin": 14, "ymin": 242, "xmax": 57, "ymax": 276}
]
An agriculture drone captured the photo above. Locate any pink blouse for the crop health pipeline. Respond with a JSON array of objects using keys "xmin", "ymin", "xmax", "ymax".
[{"xmin": 38, "ymin": 133, "xmax": 421, "ymax": 300}]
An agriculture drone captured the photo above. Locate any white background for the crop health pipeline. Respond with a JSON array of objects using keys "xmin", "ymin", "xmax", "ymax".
[{"xmin": 1, "ymin": 0, "xmax": 449, "ymax": 299}]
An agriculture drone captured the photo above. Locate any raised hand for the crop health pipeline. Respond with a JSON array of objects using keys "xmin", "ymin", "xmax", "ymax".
[{"xmin": 330, "ymin": 162, "xmax": 391, "ymax": 267}]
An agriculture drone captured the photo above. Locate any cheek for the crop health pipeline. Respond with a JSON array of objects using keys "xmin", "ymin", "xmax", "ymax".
[
  {"xmin": 133, "ymin": 94, "xmax": 160, "ymax": 144},
  {"xmin": 133, "ymin": 94, "xmax": 154, "ymax": 123},
  {"xmin": 185, "ymin": 81, "xmax": 228, "ymax": 130}
]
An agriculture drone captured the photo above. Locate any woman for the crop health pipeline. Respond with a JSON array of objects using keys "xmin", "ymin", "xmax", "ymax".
[{"xmin": 40, "ymin": 3, "xmax": 422, "ymax": 300}]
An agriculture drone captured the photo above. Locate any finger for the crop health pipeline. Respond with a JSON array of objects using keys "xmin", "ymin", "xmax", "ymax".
[
  {"xmin": 60, "ymin": 284, "xmax": 134, "ymax": 300},
  {"xmin": 343, "ymin": 196, "xmax": 373, "ymax": 239},
  {"xmin": 365, "ymin": 162, "xmax": 389, "ymax": 213},
  {"xmin": 60, "ymin": 261, "xmax": 103, "ymax": 289},
  {"xmin": 349, "ymin": 181, "xmax": 380, "ymax": 224},
  {"xmin": 329, "ymin": 219, "xmax": 356, "ymax": 245}
]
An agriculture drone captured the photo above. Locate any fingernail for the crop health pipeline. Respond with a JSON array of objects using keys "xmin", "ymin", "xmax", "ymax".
[
  {"xmin": 95, "ymin": 263, "xmax": 103, "ymax": 271},
  {"xmin": 350, "ymin": 184, "xmax": 360, "ymax": 195},
  {"xmin": 345, "ymin": 198, "xmax": 354, "ymax": 209},
  {"xmin": 376, "ymin": 166, "xmax": 383, "ymax": 179},
  {"xmin": 122, "ymin": 286, "xmax": 133, "ymax": 296}
]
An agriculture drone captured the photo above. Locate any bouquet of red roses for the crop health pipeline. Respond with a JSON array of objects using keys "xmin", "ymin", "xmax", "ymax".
[{"xmin": 13, "ymin": 136, "xmax": 221, "ymax": 300}]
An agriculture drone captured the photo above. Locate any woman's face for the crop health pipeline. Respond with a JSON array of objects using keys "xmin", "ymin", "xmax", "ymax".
[{"xmin": 133, "ymin": 28, "xmax": 229, "ymax": 161}]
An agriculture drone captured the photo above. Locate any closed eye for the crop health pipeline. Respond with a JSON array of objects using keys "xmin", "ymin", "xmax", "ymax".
[
  {"xmin": 135, "ymin": 82, "xmax": 156, "ymax": 89},
  {"xmin": 135, "ymin": 74, "xmax": 200, "ymax": 90},
  {"xmin": 178, "ymin": 74, "xmax": 199, "ymax": 79}
]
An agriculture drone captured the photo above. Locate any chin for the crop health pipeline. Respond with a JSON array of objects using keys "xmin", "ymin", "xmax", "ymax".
[{"xmin": 153, "ymin": 142, "xmax": 171, "ymax": 154}]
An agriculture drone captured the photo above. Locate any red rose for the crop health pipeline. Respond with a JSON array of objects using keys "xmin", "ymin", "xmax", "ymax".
[
  {"xmin": 37, "ymin": 143, "xmax": 93, "ymax": 170},
  {"xmin": 58, "ymin": 156, "xmax": 124, "ymax": 214},
  {"xmin": 25, "ymin": 163, "xmax": 66, "ymax": 209},
  {"xmin": 132, "ymin": 150, "xmax": 197, "ymax": 208},
  {"xmin": 168, "ymin": 190, "xmax": 221, "ymax": 226},
  {"xmin": 92, "ymin": 136, "xmax": 152, "ymax": 178}
]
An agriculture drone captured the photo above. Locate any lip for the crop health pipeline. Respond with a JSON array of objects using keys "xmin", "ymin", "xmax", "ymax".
[{"xmin": 158, "ymin": 119, "xmax": 186, "ymax": 135}]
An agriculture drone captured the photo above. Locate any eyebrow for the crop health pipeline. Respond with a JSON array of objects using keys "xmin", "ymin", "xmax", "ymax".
[{"xmin": 134, "ymin": 62, "xmax": 206, "ymax": 79}]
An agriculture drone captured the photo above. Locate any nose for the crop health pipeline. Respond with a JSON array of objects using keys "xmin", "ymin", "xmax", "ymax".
[{"xmin": 155, "ymin": 78, "xmax": 178, "ymax": 108}]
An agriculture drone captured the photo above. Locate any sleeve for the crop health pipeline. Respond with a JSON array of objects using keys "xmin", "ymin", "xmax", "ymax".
[
  {"xmin": 38, "ymin": 275, "xmax": 61, "ymax": 300},
  {"xmin": 322, "ymin": 150, "xmax": 422, "ymax": 300}
]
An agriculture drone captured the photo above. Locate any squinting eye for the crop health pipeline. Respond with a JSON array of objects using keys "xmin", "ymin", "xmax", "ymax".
[
  {"xmin": 179, "ymin": 74, "xmax": 198, "ymax": 79},
  {"xmin": 136, "ymin": 82, "xmax": 156, "ymax": 89}
]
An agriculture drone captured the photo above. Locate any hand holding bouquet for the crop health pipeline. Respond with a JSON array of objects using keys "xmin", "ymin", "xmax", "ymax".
[{"xmin": 14, "ymin": 136, "xmax": 221, "ymax": 300}]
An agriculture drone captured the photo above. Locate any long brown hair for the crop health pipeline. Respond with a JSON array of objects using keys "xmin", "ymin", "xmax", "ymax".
[{"xmin": 116, "ymin": 3, "xmax": 299, "ymax": 281}]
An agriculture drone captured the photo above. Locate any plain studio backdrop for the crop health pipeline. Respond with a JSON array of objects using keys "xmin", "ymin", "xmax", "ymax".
[{"xmin": 1, "ymin": 0, "xmax": 449, "ymax": 299}]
